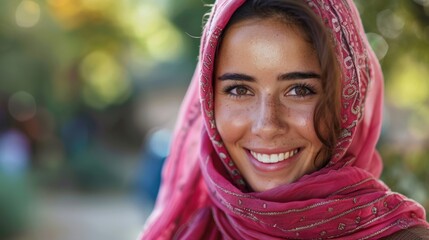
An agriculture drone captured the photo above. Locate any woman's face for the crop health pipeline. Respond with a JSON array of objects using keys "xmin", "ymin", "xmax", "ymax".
[{"xmin": 214, "ymin": 18, "xmax": 324, "ymax": 192}]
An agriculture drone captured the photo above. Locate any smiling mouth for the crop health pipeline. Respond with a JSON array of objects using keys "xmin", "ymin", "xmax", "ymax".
[{"xmin": 250, "ymin": 148, "xmax": 300, "ymax": 164}]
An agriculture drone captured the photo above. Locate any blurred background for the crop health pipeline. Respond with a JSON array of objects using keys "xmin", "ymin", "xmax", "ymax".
[{"xmin": 0, "ymin": 0, "xmax": 428, "ymax": 239}]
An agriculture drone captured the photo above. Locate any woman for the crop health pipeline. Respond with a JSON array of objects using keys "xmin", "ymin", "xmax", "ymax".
[{"xmin": 140, "ymin": 0, "xmax": 429, "ymax": 239}]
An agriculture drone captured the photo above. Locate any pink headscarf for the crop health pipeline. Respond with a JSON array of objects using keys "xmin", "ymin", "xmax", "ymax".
[{"xmin": 140, "ymin": 0, "xmax": 429, "ymax": 239}]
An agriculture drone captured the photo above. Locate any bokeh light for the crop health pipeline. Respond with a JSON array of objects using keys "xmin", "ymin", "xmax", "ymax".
[
  {"xmin": 15, "ymin": 0, "xmax": 41, "ymax": 28},
  {"xmin": 366, "ymin": 32, "xmax": 389, "ymax": 60},
  {"xmin": 126, "ymin": 3, "xmax": 184, "ymax": 62},
  {"xmin": 80, "ymin": 50, "xmax": 131, "ymax": 109},
  {"xmin": 386, "ymin": 56, "xmax": 429, "ymax": 108},
  {"xmin": 376, "ymin": 9, "xmax": 404, "ymax": 39},
  {"xmin": 8, "ymin": 91, "xmax": 37, "ymax": 122},
  {"xmin": 148, "ymin": 129, "xmax": 171, "ymax": 158}
]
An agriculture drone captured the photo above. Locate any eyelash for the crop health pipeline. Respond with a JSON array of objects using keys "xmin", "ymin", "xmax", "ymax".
[
  {"xmin": 287, "ymin": 83, "xmax": 317, "ymax": 97},
  {"xmin": 223, "ymin": 84, "xmax": 253, "ymax": 98},
  {"xmin": 222, "ymin": 83, "xmax": 317, "ymax": 98}
]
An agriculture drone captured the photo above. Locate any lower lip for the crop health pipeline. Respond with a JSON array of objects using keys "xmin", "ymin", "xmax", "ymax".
[{"xmin": 245, "ymin": 149, "xmax": 301, "ymax": 172}]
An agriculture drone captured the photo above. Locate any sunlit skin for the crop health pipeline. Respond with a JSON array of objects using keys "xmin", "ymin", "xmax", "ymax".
[{"xmin": 214, "ymin": 18, "xmax": 324, "ymax": 192}]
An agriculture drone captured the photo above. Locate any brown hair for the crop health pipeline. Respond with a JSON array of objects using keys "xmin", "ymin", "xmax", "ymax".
[{"xmin": 219, "ymin": 0, "xmax": 341, "ymax": 168}]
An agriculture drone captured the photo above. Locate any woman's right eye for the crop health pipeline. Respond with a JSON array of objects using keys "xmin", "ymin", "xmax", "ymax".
[{"xmin": 225, "ymin": 85, "xmax": 253, "ymax": 97}]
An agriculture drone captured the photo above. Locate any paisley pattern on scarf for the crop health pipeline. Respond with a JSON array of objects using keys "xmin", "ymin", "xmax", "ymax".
[{"xmin": 139, "ymin": 0, "xmax": 429, "ymax": 239}]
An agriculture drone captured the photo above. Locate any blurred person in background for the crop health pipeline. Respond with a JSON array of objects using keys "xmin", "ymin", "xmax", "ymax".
[
  {"xmin": 139, "ymin": 0, "xmax": 429, "ymax": 239},
  {"xmin": 0, "ymin": 93, "xmax": 33, "ymax": 238},
  {"xmin": 136, "ymin": 128, "xmax": 172, "ymax": 202}
]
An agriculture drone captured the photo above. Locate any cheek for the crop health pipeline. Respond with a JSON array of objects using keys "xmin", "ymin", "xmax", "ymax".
[
  {"xmin": 215, "ymin": 102, "xmax": 250, "ymax": 143},
  {"xmin": 287, "ymin": 104, "xmax": 314, "ymax": 126},
  {"xmin": 288, "ymin": 105, "xmax": 320, "ymax": 142}
]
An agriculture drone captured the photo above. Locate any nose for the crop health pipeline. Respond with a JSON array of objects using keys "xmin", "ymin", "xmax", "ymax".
[{"xmin": 251, "ymin": 95, "xmax": 287, "ymax": 139}]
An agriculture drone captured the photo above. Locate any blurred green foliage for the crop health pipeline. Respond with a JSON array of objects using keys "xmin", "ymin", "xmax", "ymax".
[
  {"xmin": 0, "ymin": 174, "xmax": 32, "ymax": 239},
  {"xmin": 355, "ymin": 0, "xmax": 429, "ymax": 215},
  {"xmin": 0, "ymin": 0, "xmax": 428, "ymax": 236}
]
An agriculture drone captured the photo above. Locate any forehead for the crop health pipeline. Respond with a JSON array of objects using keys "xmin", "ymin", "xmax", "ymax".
[
  {"xmin": 216, "ymin": 18, "xmax": 319, "ymax": 75},
  {"xmin": 222, "ymin": 17, "xmax": 308, "ymax": 44}
]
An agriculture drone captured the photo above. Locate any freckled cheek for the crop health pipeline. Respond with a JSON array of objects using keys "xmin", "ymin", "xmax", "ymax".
[
  {"xmin": 215, "ymin": 104, "xmax": 252, "ymax": 143},
  {"xmin": 287, "ymin": 106, "xmax": 318, "ymax": 137}
]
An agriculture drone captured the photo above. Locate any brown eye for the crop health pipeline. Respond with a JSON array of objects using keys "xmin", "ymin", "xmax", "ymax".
[
  {"xmin": 223, "ymin": 84, "xmax": 254, "ymax": 97},
  {"xmin": 235, "ymin": 86, "xmax": 248, "ymax": 95},
  {"xmin": 295, "ymin": 86, "xmax": 310, "ymax": 96},
  {"xmin": 286, "ymin": 83, "xmax": 316, "ymax": 97}
]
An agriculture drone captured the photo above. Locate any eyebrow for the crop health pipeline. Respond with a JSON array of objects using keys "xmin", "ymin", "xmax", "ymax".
[
  {"xmin": 278, "ymin": 71, "xmax": 321, "ymax": 80},
  {"xmin": 217, "ymin": 71, "xmax": 321, "ymax": 81},
  {"xmin": 217, "ymin": 73, "xmax": 255, "ymax": 81}
]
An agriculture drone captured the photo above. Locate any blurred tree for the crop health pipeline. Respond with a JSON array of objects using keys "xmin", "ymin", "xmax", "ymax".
[{"xmin": 355, "ymin": 0, "xmax": 429, "ymax": 214}]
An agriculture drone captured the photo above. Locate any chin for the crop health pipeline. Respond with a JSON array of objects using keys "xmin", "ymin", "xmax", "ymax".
[{"xmin": 248, "ymin": 178, "xmax": 293, "ymax": 192}]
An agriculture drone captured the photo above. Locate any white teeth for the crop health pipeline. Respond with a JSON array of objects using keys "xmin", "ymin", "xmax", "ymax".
[
  {"xmin": 262, "ymin": 154, "xmax": 269, "ymax": 162},
  {"xmin": 250, "ymin": 149, "xmax": 299, "ymax": 164},
  {"xmin": 270, "ymin": 154, "xmax": 279, "ymax": 163}
]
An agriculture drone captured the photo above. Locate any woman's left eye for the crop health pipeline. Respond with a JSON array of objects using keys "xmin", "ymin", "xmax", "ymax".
[{"xmin": 286, "ymin": 84, "xmax": 316, "ymax": 97}]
